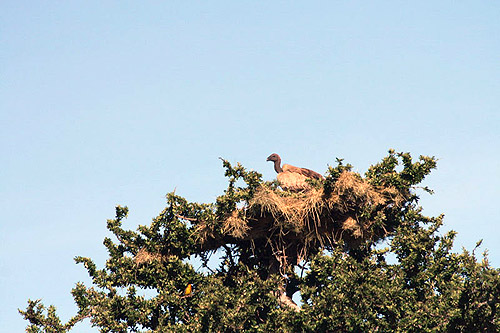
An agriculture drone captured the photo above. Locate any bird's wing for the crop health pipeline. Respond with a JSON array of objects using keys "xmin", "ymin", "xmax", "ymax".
[
  {"xmin": 282, "ymin": 164, "xmax": 323, "ymax": 179},
  {"xmin": 298, "ymin": 168, "xmax": 324, "ymax": 179}
]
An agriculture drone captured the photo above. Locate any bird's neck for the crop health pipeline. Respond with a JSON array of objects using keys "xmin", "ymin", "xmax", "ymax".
[{"xmin": 274, "ymin": 158, "xmax": 283, "ymax": 173}]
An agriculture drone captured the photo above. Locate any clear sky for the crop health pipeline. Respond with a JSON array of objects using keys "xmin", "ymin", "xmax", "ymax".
[{"xmin": 1, "ymin": 2, "xmax": 499, "ymax": 331}]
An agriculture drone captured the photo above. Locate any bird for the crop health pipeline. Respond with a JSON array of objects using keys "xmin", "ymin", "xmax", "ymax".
[
  {"xmin": 266, "ymin": 153, "xmax": 323, "ymax": 191},
  {"xmin": 184, "ymin": 283, "xmax": 192, "ymax": 296}
]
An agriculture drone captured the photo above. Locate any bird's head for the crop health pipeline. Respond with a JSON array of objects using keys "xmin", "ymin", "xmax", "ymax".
[{"xmin": 266, "ymin": 153, "xmax": 280, "ymax": 162}]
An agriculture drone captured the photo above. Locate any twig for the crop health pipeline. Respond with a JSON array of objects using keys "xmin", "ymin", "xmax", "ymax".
[{"xmin": 175, "ymin": 214, "xmax": 198, "ymax": 222}]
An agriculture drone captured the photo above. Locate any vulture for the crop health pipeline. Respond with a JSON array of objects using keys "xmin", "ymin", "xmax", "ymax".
[{"xmin": 266, "ymin": 153, "xmax": 323, "ymax": 191}]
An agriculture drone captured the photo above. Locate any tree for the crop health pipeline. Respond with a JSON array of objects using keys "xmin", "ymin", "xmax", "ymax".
[{"xmin": 21, "ymin": 150, "xmax": 500, "ymax": 332}]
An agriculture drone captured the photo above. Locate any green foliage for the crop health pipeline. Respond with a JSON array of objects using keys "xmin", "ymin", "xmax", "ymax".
[
  {"xmin": 21, "ymin": 150, "xmax": 500, "ymax": 332},
  {"xmin": 365, "ymin": 149, "xmax": 437, "ymax": 196}
]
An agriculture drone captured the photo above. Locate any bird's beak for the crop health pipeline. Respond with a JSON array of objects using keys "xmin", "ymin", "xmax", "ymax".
[{"xmin": 266, "ymin": 157, "xmax": 271, "ymax": 161}]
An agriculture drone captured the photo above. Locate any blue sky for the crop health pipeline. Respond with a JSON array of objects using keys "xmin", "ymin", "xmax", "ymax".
[{"xmin": 1, "ymin": 2, "xmax": 499, "ymax": 331}]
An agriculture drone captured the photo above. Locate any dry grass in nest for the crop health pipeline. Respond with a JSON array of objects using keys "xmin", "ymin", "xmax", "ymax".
[
  {"xmin": 342, "ymin": 216, "xmax": 363, "ymax": 238},
  {"xmin": 134, "ymin": 248, "xmax": 167, "ymax": 265},
  {"xmin": 222, "ymin": 210, "xmax": 250, "ymax": 239},
  {"xmin": 249, "ymin": 186, "xmax": 323, "ymax": 232},
  {"xmin": 195, "ymin": 171, "xmax": 406, "ymax": 269},
  {"xmin": 331, "ymin": 171, "xmax": 388, "ymax": 210},
  {"xmin": 195, "ymin": 223, "xmax": 212, "ymax": 246},
  {"xmin": 221, "ymin": 172, "xmax": 404, "ymax": 246}
]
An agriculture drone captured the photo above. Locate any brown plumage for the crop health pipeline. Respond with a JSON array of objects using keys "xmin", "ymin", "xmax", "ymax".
[{"xmin": 266, "ymin": 153, "xmax": 323, "ymax": 191}]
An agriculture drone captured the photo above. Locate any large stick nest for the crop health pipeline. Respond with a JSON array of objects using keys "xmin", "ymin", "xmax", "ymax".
[{"xmin": 196, "ymin": 171, "xmax": 406, "ymax": 267}]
